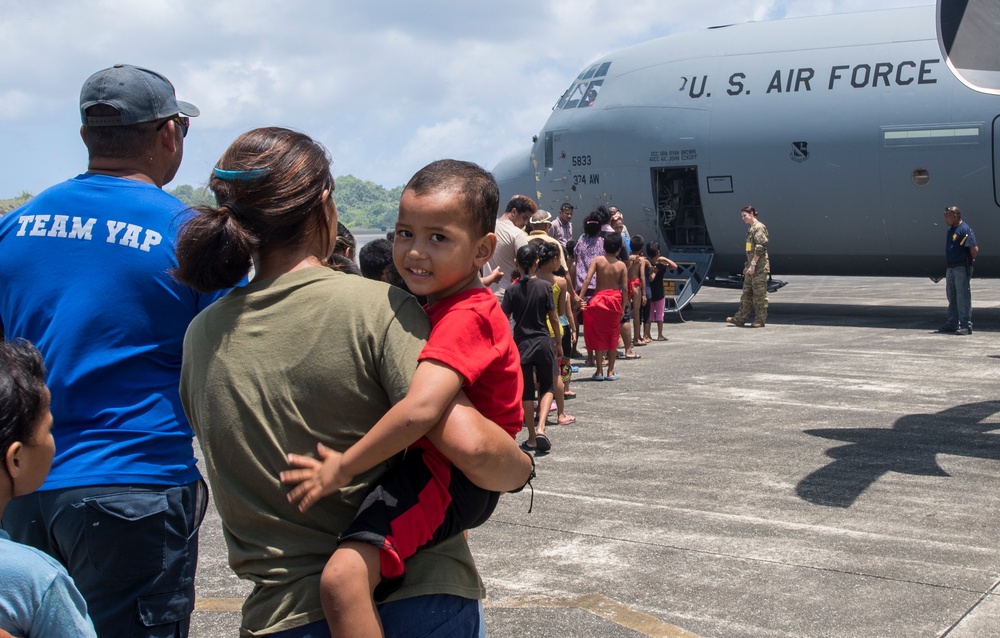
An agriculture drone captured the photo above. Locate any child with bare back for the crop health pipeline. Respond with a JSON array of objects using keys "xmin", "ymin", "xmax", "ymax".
[
  {"xmin": 578, "ymin": 233, "xmax": 629, "ymax": 380},
  {"xmin": 627, "ymin": 234, "xmax": 650, "ymax": 347},
  {"xmin": 282, "ymin": 159, "xmax": 527, "ymax": 637}
]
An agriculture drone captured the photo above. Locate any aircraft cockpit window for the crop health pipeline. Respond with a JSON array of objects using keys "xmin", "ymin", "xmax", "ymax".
[
  {"xmin": 559, "ymin": 63, "xmax": 611, "ymax": 110},
  {"xmin": 562, "ymin": 83, "xmax": 588, "ymax": 109},
  {"xmin": 578, "ymin": 63, "xmax": 602, "ymax": 80},
  {"xmin": 577, "ymin": 80, "xmax": 604, "ymax": 108}
]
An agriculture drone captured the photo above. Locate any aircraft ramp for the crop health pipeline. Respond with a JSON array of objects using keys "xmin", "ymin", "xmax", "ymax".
[{"xmin": 661, "ymin": 251, "xmax": 713, "ymax": 320}]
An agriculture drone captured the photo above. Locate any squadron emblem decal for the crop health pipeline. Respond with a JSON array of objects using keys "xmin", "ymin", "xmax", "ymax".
[{"xmin": 790, "ymin": 141, "xmax": 810, "ymax": 163}]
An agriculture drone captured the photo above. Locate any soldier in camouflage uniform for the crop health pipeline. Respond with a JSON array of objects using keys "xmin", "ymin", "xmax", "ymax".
[{"xmin": 727, "ymin": 205, "xmax": 769, "ymax": 327}]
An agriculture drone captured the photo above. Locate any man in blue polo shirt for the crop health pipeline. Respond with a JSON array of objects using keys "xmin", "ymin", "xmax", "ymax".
[
  {"xmin": 940, "ymin": 205, "xmax": 979, "ymax": 335},
  {"xmin": 0, "ymin": 64, "xmax": 222, "ymax": 637}
]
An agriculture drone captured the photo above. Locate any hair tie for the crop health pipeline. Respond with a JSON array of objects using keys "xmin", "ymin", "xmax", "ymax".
[
  {"xmin": 222, "ymin": 202, "xmax": 242, "ymax": 218},
  {"xmin": 213, "ymin": 167, "xmax": 270, "ymax": 182}
]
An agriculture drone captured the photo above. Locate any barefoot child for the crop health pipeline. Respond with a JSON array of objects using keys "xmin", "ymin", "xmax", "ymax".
[
  {"xmin": 646, "ymin": 241, "xmax": 678, "ymax": 341},
  {"xmin": 627, "ymin": 235, "xmax": 650, "ymax": 347},
  {"xmin": 578, "ymin": 233, "xmax": 629, "ymax": 380},
  {"xmin": 282, "ymin": 159, "xmax": 526, "ymax": 636},
  {"xmin": 0, "ymin": 341, "xmax": 97, "ymax": 638}
]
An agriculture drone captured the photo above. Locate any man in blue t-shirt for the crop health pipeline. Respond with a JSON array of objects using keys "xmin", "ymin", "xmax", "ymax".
[
  {"xmin": 940, "ymin": 205, "xmax": 980, "ymax": 335},
  {"xmin": 0, "ymin": 64, "xmax": 222, "ymax": 638}
]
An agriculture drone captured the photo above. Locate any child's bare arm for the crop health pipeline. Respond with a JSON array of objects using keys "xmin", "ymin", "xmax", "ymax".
[
  {"xmin": 548, "ymin": 307, "xmax": 563, "ymax": 356},
  {"xmin": 481, "ymin": 266, "xmax": 503, "ymax": 286},
  {"xmin": 282, "ymin": 360, "xmax": 463, "ymax": 511},
  {"xmin": 554, "ymin": 277, "xmax": 567, "ymax": 317},
  {"xmin": 578, "ymin": 261, "xmax": 597, "ymax": 295},
  {"xmin": 640, "ymin": 259, "xmax": 648, "ymax": 303},
  {"xmin": 658, "ymin": 256, "xmax": 678, "ymax": 270},
  {"xmin": 566, "ymin": 263, "xmax": 579, "ymax": 299}
]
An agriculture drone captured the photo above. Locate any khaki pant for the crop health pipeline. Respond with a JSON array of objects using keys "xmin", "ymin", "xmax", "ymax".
[{"xmin": 734, "ymin": 271, "xmax": 768, "ymax": 324}]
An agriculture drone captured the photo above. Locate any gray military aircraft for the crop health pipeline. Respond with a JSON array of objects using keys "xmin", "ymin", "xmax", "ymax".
[{"xmin": 493, "ymin": 4, "xmax": 1000, "ymax": 310}]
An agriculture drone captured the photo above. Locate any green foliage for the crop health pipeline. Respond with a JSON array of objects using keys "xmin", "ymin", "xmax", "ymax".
[
  {"xmin": 0, "ymin": 191, "xmax": 34, "ymax": 215},
  {"xmin": 333, "ymin": 175, "xmax": 402, "ymax": 230},
  {"xmin": 1, "ymin": 177, "xmax": 402, "ymax": 228},
  {"xmin": 168, "ymin": 185, "xmax": 216, "ymax": 207}
]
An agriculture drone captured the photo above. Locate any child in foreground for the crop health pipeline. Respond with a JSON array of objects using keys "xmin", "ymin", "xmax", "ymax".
[
  {"xmin": 282, "ymin": 159, "xmax": 525, "ymax": 636},
  {"xmin": 578, "ymin": 233, "xmax": 629, "ymax": 380},
  {"xmin": 0, "ymin": 341, "xmax": 97, "ymax": 638}
]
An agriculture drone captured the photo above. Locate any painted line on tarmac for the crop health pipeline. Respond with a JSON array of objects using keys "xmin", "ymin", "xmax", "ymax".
[
  {"xmin": 195, "ymin": 598, "xmax": 243, "ymax": 611},
  {"xmin": 490, "ymin": 594, "xmax": 699, "ymax": 638}
]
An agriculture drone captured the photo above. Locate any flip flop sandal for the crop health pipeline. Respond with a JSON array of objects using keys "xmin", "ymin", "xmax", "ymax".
[
  {"xmin": 557, "ymin": 415, "xmax": 577, "ymax": 424},
  {"xmin": 535, "ymin": 434, "xmax": 551, "ymax": 452}
]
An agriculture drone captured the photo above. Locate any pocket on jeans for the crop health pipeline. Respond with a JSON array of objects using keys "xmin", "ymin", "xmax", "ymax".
[{"xmin": 83, "ymin": 491, "xmax": 167, "ymax": 579}]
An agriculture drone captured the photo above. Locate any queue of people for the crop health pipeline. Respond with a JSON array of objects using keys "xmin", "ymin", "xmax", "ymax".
[
  {"xmin": 0, "ymin": 61, "xmax": 981, "ymax": 638},
  {"xmin": 0, "ymin": 63, "xmax": 534, "ymax": 638}
]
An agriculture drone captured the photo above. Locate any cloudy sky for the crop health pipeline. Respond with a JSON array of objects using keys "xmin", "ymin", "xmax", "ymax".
[{"xmin": 0, "ymin": 0, "xmax": 928, "ymax": 198}]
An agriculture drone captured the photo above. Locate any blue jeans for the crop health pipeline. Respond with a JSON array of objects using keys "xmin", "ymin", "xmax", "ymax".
[
  {"xmin": 267, "ymin": 595, "xmax": 484, "ymax": 638},
  {"xmin": 946, "ymin": 265, "xmax": 973, "ymax": 330},
  {"xmin": 1, "ymin": 480, "xmax": 207, "ymax": 638}
]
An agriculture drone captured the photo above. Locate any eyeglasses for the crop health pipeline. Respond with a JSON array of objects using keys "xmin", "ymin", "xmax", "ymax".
[{"xmin": 156, "ymin": 115, "xmax": 190, "ymax": 138}]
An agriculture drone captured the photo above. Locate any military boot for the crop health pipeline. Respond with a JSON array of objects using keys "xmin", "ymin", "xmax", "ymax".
[
  {"xmin": 751, "ymin": 321, "xmax": 765, "ymax": 328},
  {"xmin": 726, "ymin": 316, "xmax": 745, "ymax": 327}
]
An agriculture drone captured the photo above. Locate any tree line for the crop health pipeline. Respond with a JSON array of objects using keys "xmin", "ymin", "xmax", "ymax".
[{"xmin": 1, "ymin": 175, "xmax": 403, "ymax": 230}]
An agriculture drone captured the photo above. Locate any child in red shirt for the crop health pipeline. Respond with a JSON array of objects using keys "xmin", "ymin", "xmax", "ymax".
[{"xmin": 282, "ymin": 159, "xmax": 525, "ymax": 636}]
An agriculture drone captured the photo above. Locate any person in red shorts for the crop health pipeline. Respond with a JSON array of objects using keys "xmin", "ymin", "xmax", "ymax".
[
  {"xmin": 282, "ymin": 159, "xmax": 528, "ymax": 636},
  {"xmin": 578, "ymin": 233, "xmax": 629, "ymax": 381}
]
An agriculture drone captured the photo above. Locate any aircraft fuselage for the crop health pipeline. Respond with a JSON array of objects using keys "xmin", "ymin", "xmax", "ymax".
[{"xmin": 494, "ymin": 6, "xmax": 1000, "ymax": 279}]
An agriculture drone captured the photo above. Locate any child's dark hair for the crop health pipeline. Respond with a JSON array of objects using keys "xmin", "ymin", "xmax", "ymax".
[
  {"xmin": 174, "ymin": 127, "xmax": 335, "ymax": 292},
  {"xmin": 630, "ymin": 234, "xmax": 645, "ymax": 255},
  {"xmin": 565, "ymin": 239, "xmax": 577, "ymax": 255},
  {"xmin": 405, "ymin": 159, "xmax": 499, "ymax": 239},
  {"xmin": 359, "ymin": 238, "xmax": 393, "ymax": 280},
  {"xmin": 582, "ymin": 212, "xmax": 601, "ymax": 238},
  {"xmin": 528, "ymin": 238, "xmax": 557, "ymax": 268},
  {"xmin": 515, "ymin": 243, "xmax": 539, "ymax": 275},
  {"xmin": 646, "ymin": 241, "xmax": 660, "ymax": 258},
  {"xmin": 332, "ymin": 222, "xmax": 356, "ymax": 258},
  {"xmin": 327, "ymin": 253, "xmax": 361, "ymax": 276},
  {"xmin": 603, "ymin": 232, "xmax": 623, "ymax": 254},
  {"xmin": 596, "ymin": 205, "xmax": 612, "ymax": 226},
  {"xmin": 0, "ymin": 340, "xmax": 48, "ymax": 462}
]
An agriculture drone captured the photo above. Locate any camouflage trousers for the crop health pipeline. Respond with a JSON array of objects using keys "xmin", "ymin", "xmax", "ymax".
[{"xmin": 733, "ymin": 271, "xmax": 768, "ymax": 324}]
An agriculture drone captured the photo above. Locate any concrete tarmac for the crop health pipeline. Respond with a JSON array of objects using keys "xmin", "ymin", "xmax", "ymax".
[{"xmin": 191, "ymin": 276, "xmax": 1000, "ymax": 637}]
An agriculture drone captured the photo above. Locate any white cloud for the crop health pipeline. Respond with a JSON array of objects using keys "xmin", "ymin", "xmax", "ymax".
[{"xmin": 0, "ymin": 0, "xmax": 929, "ymax": 197}]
